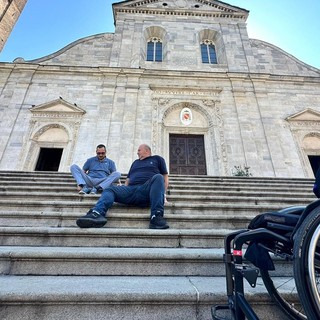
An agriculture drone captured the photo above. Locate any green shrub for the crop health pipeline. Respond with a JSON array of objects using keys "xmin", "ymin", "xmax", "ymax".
[{"xmin": 232, "ymin": 165, "xmax": 252, "ymax": 177}]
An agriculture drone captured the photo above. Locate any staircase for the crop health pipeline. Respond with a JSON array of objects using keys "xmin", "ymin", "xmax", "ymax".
[{"xmin": 0, "ymin": 171, "xmax": 315, "ymax": 320}]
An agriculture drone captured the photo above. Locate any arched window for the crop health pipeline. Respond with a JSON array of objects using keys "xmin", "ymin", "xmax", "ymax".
[
  {"xmin": 200, "ymin": 40, "xmax": 217, "ymax": 64},
  {"xmin": 146, "ymin": 37, "xmax": 163, "ymax": 62}
]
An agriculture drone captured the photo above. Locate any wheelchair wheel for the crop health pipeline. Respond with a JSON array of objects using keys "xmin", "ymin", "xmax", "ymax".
[
  {"xmin": 260, "ymin": 268, "xmax": 306, "ymax": 319},
  {"xmin": 293, "ymin": 206, "xmax": 320, "ymax": 319}
]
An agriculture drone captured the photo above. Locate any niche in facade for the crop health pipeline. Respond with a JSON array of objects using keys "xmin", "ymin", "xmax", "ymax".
[
  {"xmin": 287, "ymin": 108, "xmax": 320, "ymax": 177},
  {"xmin": 22, "ymin": 98, "xmax": 86, "ymax": 172}
]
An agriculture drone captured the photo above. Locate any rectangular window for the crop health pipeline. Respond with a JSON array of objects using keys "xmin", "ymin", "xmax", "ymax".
[
  {"xmin": 155, "ymin": 42, "xmax": 162, "ymax": 62},
  {"xmin": 201, "ymin": 44, "xmax": 209, "ymax": 63},
  {"xmin": 209, "ymin": 45, "xmax": 217, "ymax": 64},
  {"xmin": 146, "ymin": 41, "xmax": 163, "ymax": 62},
  {"xmin": 147, "ymin": 42, "xmax": 154, "ymax": 61}
]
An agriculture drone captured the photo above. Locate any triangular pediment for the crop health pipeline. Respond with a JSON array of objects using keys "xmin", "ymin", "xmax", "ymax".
[
  {"xmin": 30, "ymin": 98, "xmax": 86, "ymax": 115},
  {"xmin": 287, "ymin": 108, "xmax": 320, "ymax": 122},
  {"xmin": 112, "ymin": 0, "xmax": 248, "ymax": 21}
]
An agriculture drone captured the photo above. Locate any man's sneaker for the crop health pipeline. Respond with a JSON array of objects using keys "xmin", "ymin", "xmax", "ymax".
[
  {"xmin": 90, "ymin": 187, "xmax": 98, "ymax": 194},
  {"xmin": 76, "ymin": 209, "xmax": 107, "ymax": 228},
  {"xmin": 79, "ymin": 186, "xmax": 92, "ymax": 194},
  {"xmin": 149, "ymin": 215, "xmax": 169, "ymax": 229}
]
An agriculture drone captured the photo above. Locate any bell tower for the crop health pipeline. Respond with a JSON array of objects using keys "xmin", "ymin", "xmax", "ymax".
[{"xmin": 0, "ymin": 0, "xmax": 28, "ymax": 52}]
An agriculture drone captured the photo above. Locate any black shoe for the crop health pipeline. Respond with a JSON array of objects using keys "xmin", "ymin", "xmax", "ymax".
[
  {"xmin": 149, "ymin": 215, "xmax": 169, "ymax": 229},
  {"xmin": 76, "ymin": 209, "xmax": 107, "ymax": 228}
]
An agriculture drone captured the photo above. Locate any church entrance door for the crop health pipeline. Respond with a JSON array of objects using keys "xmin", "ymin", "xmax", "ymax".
[
  {"xmin": 169, "ymin": 134, "xmax": 207, "ymax": 175},
  {"xmin": 35, "ymin": 147, "xmax": 63, "ymax": 171}
]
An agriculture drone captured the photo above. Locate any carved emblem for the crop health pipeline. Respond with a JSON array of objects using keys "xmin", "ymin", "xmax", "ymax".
[{"xmin": 180, "ymin": 107, "xmax": 193, "ymax": 126}]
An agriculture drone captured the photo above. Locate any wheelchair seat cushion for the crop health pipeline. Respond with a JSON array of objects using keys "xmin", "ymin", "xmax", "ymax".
[{"xmin": 248, "ymin": 206, "xmax": 305, "ymax": 235}]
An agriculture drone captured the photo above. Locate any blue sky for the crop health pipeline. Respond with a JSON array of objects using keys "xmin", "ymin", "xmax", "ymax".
[{"xmin": 0, "ymin": 0, "xmax": 319, "ymax": 69}]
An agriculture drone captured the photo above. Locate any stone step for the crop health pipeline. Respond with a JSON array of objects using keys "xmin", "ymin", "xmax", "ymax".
[
  {"xmin": 0, "ymin": 170, "xmax": 314, "ymax": 187},
  {"xmin": 0, "ymin": 192, "xmax": 314, "ymax": 209},
  {"xmin": 0, "ymin": 171, "xmax": 309, "ymax": 320},
  {"xmin": 0, "ymin": 176, "xmax": 313, "ymax": 186},
  {"xmin": 0, "ymin": 246, "xmax": 222, "ymax": 276},
  {"xmin": 0, "ymin": 210, "xmax": 251, "ymax": 229},
  {"xmin": 0, "ymin": 246, "xmax": 293, "ymax": 278},
  {"xmin": 0, "ymin": 275, "xmax": 296, "ymax": 320},
  {"xmin": 0, "ymin": 197, "xmax": 311, "ymax": 213},
  {"xmin": 0, "ymin": 170, "xmax": 310, "ymax": 180},
  {"xmin": 0, "ymin": 226, "xmax": 230, "ymax": 248},
  {"xmin": 0, "ymin": 183, "xmax": 315, "ymax": 201},
  {"xmin": 0, "ymin": 183, "xmax": 314, "ymax": 196}
]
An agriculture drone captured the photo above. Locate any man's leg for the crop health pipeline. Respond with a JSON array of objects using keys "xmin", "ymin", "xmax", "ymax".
[
  {"xmin": 146, "ymin": 174, "xmax": 169, "ymax": 229},
  {"xmin": 98, "ymin": 171, "xmax": 121, "ymax": 190},
  {"xmin": 70, "ymin": 164, "xmax": 94, "ymax": 191},
  {"xmin": 148, "ymin": 174, "xmax": 165, "ymax": 217},
  {"xmin": 76, "ymin": 187, "xmax": 115, "ymax": 228},
  {"xmin": 76, "ymin": 185, "xmax": 136, "ymax": 228}
]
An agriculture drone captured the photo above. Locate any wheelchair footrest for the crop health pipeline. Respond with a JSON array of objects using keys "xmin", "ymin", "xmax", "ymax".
[{"xmin": 211, "ymin": 305, "xmax": 233, "ymax": 320}]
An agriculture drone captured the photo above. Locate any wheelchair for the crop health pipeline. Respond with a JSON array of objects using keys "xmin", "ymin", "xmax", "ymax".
[{"xmin": 212, "ymin": 199, "xmax": 320, "ymax": 320}]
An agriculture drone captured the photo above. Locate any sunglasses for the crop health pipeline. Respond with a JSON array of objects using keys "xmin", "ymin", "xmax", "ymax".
[{"xmin": 97, "ymin": 152, "xmax": 106, "ymax": 155}]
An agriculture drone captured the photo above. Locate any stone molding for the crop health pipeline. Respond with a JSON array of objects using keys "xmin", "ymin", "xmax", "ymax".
[
  {"xmin": 151, "ymin": 95, "xmax": 228, "ymax": 175},
  {"xmin": 113, "ymin": 0, "xmax": 248, "ymax": 21},
  {"xmin": 20, "ymin": 98, "xmax": 86, "ymax": 171},
  {"xmin": 287, "ymin": 108, "xmax": 320, "ymax": 177}
]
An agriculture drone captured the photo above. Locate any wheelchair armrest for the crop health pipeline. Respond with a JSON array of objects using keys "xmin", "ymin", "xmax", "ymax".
[{"xmin": 233, "ymin": 228, "xmax": 292, "ymax": 251}]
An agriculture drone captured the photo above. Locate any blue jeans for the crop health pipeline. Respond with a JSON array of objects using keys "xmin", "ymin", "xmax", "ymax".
[{"xmin": 93, "ymin": 174, "xmax": 165, "ymax": 218}]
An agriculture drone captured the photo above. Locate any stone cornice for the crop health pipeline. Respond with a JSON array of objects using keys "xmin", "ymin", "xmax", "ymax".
[
  {"xmin": 113, "ymin": 0, "xmax": 248, "ymax": 21},
  {"xmin": 114, "ymin": 7, "xmax": 247, "ymax": 20},
  {"xmin": 1, "ymin": 63, "xmax": 318, "ymax": 85},
  {"xmin": 30, "ymin": 98, "xmax": 86, "ymax": 119},
  {"xmin": 127, "ymin": 0, "xmax": 240, "ymax": 12}
]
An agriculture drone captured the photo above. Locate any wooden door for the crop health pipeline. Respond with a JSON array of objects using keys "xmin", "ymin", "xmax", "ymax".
[{"xmin": 169, "ymin": 134, "xmax": 207, "ymax": 175}]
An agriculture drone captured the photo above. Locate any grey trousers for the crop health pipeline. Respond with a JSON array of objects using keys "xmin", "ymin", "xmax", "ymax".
[{"xmin": 70, "ymin": 164, "xmax": 121, "ymax": 190}]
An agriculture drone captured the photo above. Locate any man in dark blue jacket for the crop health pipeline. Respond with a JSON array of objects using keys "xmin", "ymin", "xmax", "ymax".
[{"xmin": 76, "ymin": 144, "xmax": 169, "ymax": 229}]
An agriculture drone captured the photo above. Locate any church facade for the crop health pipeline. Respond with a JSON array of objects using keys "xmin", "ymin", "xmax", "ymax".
[{"xmin": 0, "ymin": 0, "xmax": 319, "ymax": 178}]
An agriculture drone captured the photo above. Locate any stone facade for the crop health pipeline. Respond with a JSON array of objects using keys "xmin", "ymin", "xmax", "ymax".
[
  {"xmin": 0, "ymin": 0, "xmax": 27, "ymax": 51},
  {"xmin": 0, "ymin": 0, "xmax": 319, "ymax": 178}
]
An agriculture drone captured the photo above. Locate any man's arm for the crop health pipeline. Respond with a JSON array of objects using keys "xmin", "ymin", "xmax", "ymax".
[
  {"xmin": 163, "ymin": 174, "xmax": 169, "ymax": 191},
  {"xmin": 82, "ymin": 157, "xmax": 92, "ymax": 174}
]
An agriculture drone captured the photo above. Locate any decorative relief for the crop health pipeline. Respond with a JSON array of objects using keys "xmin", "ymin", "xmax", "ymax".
[
  {"xmin": 31, "ymin": 112, "xmax": 83, "ymax": 119},
  {"xmin": 158, "ymin": 98, "xmax": 171, "ymax": 106},
  {"xmin": 32, "ymin": 124, "xmax": 68, "ymax": 141},
  {"xmin": 213, "ymin": 104, "xmax": 228, "ymax": 175},
  {"xmin": 306, "ymin": 132, "xmax": 320, "ymax": 137},
  {"xmin": 150, "ymin": 85, "xmax": 222, "ymax": 97},
  {"xmin": 174, "ymin": 0, "xmax": 187, "ymax": 8},
  {"xmin": 152, "ymin": 103, "xmax": 159, "ymax": 154},
  {"xmin": 290, "ymin": 121, "xmax": 320, "ymax": 127},
  {"xmin": 202, "ymin": 99, "xmax": 220, "ymax": 108}
]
